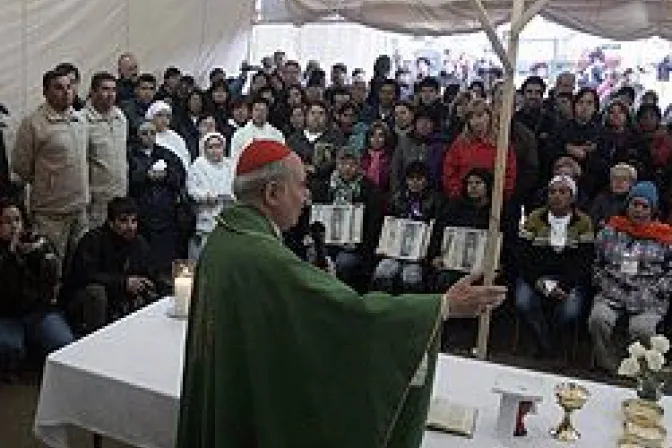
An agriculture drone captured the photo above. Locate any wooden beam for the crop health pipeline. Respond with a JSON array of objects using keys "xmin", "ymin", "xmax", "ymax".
[
  {"xmin": 475, "ymin": 0, "xmax": 525, "ymax": 361},
  {"xmin": 471, "ymin": 0, "xmax": 514, "ymax": 75},
  {"xmin": 512, "ymin": 0, "xmax": 551, "ymax": 34}
]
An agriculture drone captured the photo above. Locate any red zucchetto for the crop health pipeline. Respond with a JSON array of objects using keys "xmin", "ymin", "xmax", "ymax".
[{"xmin": 236, "ymin": 140, "xmax": 292, "ymax": 175}]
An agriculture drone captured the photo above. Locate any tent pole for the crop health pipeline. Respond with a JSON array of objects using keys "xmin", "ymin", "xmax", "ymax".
[
  {"xmin": 472, "ymin": 0, "xmax": 513, "ymax": 74},
  {"xmin": 512, "ymin": 0, "xmax": 550, "ymax": 34},
  {"xmin": 475, "ymin": 0, "xmax": 524, "ymax": 360}
]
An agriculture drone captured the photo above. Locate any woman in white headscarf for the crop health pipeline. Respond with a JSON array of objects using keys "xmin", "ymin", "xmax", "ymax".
[
  {"xmin": 186, "ymin": 132, "xmax": 234, "ymax": 259},
  {"xmin": 146, "ymin": 100, "xmax": 191, "ymax": 170}
]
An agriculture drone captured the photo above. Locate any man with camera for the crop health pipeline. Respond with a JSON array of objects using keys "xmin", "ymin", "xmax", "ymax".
[
  {"xmin": 62, "ymin": 197, "xmax": 165, "ymax": 335},
  {"xmin": 0, "ymin": 199, "xmax": 73, "ymax": 378}
]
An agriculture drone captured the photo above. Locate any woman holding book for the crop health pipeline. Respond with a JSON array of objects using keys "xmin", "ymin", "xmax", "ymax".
[
  {"xmin": 310, "ymin": 147, "xmax": 383, "ymax": 290},
  {"xmin": 371, "ymin": 162, "xmax": 440, "ymax": 293}
]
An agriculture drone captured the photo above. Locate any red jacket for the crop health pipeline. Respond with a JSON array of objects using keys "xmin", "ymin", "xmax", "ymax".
[{"xmin": 442, "ymin": 135, "xmax": 517, "ymax": 199}]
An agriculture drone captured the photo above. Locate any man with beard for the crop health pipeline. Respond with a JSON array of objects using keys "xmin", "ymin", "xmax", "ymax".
[{"xmin": 514, "ymin": 76, "xmax": 557, "ymax": 153}]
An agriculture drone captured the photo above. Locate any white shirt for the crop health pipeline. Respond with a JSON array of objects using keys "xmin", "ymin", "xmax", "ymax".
[
  {"xmin": 156, "ymin": 129, "xmax": 190, "ymax": 170},
  {"xmin": 187, "ymin": 156, "xmax": 234, "ymax": 233},
  {"xmin": 304, "ymin": 129, "xmax": 323, "ymax": 143},
  {"xmin": 230, "ymin": 121, "xmax": 285, "ymax": 162},
  {"xmin": 548, "ymin": 212, "xmax": 572, "ymax": 250}
]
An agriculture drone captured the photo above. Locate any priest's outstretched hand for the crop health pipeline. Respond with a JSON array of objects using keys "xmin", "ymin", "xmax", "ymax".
[{"xmin": 442, "ymin": 272, "xmax": 507, "ymax": 319}]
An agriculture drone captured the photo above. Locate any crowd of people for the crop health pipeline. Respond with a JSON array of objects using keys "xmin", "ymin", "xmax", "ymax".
[{"xmin": 1, "ymin": 48, "xmax": 672, "ymax": 379}]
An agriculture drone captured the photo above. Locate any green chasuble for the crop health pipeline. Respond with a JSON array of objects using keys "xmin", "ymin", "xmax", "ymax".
[{"xmin": 176, "ymin": 205, "xmax": 442, "ymax": 448}]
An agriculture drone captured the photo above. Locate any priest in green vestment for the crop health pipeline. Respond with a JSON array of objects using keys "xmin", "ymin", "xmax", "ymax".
[{"xmin": 176, "ymin": 140, "xmax": 506, "ymax": 448}]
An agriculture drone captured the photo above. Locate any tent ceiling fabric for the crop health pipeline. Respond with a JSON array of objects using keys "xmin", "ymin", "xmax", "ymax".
[
  {"xmin": 260, "ymin": 0, "xmax": 672, "ymax": 40},
  {"xmin": 0, "ymin": 0, "xmax": 252, "ymax": 118}
]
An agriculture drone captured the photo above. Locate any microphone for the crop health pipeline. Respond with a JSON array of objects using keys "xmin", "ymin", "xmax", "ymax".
[{"xmin": 309, "ymin": 221, "xmax": 328, "ymax": 270}]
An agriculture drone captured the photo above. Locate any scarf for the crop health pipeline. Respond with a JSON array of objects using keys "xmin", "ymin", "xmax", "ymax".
[
  {"xmin": 330, "ymin": 171, "xmax": 361, "ymax": 204},
  {"xmin": 364, "ymin": 150, "xmax": 384, "ymax": 187},
  {"xmin": 608, "ymin": 215, "xmax": 672, "ymax": 246}
]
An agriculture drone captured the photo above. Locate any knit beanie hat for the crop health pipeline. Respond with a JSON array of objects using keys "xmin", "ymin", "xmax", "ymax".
[{"xmin": 628, "ymin": 181, "xmax": 659, "ymax": 209}]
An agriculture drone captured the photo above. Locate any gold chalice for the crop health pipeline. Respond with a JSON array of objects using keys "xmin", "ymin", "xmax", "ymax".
[{"xmin": 550, "ymin": 382, "xmax": 590, "ymax": 442}]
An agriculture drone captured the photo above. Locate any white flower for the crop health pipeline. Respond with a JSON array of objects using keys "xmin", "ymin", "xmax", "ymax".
[
  {"xmin": 650, "ymin": 335, "xmax": 670, "ymax": 354},
  {"xmin": 645, "ymin": 350, "xmax": 665, "ymax": 372},
  {"xmin": 628, "ymin": 341, "xmax": 647, "ymax": 359},
  {"xmin": 618, "ymin": 357, "xmax": 641, "ymax": 377}
]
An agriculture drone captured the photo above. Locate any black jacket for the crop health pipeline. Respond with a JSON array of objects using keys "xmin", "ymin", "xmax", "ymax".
[
  {"xmin": 128, "ymin": 143, "xmax": 185, "ymax": 232},
  {"xmin": 287, "ymin": 129, "xmax": 346, "ymax": 180},
  {"xmin": 598, "ymin": 128, "xmax": 653, "ymax": 182},
  {"xmin": 590, "ymin": 191, "xmax": 628, "ymax": 229},
  {"xmin": 553, "ymin": 118, "xmax": 608, "ymax": 199},
  {"xmin": 173, "ymin": 113, "xmax": 201, "ymax": 161},
  {"xmin": 120, "ymin": 98, "xmax": 151, "ymax": 146},
  {"xmin": 388, "ymin": 189, "xmax": 441, "ymax": 222},
  {"xmin": 116, "ymin": 78, "xmax": 136, "ymax": 105},
  {"xmin": 427, "ymin": 198, "xmax": 491, "ymax": 261},
  {"xmin": 516, "ymin": 207, "xmax": 594, "ymax": 292},
  {"xmin": 0, "ymin": 238, "xmax": 59, "ymax": 317},
  {"xmin": 63, "ymin": 224, "xmax": 160, "ymax": 304}
]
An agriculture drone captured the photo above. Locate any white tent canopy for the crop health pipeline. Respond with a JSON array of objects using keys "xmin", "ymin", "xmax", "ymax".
[
  {"xmin": 260, "ymin": 0, "xmax": 672, "ymax": 40},
  {"xmin": 0, "ymin": 0, "xmax": 253, "ymax": 117}
]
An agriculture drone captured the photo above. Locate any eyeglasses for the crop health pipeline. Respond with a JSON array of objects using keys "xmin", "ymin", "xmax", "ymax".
[{"xmin": 139, "ymin": 130, "xmax": 156, "ymax": 136}]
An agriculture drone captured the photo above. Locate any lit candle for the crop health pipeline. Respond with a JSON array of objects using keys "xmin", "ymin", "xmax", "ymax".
[{"xmin": 173, "ymin": 272, "xmax": 193, "ymax": 317}]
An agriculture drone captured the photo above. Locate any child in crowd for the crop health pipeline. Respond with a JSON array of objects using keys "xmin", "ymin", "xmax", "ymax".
[{"xmin": 186, "ymin": 132, "xmax": 234, "ymax": 259}]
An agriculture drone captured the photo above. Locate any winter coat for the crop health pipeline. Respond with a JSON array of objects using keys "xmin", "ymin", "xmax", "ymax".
[
  {"xmin": 82, "ymin": 103, "xmax": 129, "ymax": 204},
  {"xmin": 0, "ymin": 238, "xmax": 59, "ymax": 317},
  {"xmin": 392, "ymin": 133, "xmax": 446, "ymax": 193},
  {"xmin": 594, "ymin": 222, "xmax": 672, "ymax": 315},
  {"xmin": 442, "ymin": 135, "xmax": 516, "ymax": 200},
  {"xmin": 12, "ymin": 103, "xmax": 89, "ymax": 214},
  {"xmin": 128, "ymin": 143, "xmax": 185, "ymax": 233},
  {"xmin": 63, "ymin": 224, "xmax": 158, "ymax": 306},
  {"xmin": 156, "ymin": 129, "xmax": 191, "ymax": 171},
  {"xmin": 589, "ymin": 191, "xmax": 628, "ymax": 229},
  {"xmin": 517, "ymin": 207, "xmax": 594, "ymax": 292}
]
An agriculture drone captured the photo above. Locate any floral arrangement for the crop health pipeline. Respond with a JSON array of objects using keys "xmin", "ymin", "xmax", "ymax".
[{"xmin": 618, "ymin": 335, "xmax": 670, "ymax": 401}]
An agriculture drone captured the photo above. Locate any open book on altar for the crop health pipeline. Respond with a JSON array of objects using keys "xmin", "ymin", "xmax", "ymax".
[
  {"xmin": 376, "ymin": 217, "xmax": 434, "ymax": 262},
  {"xmin": 439, "ymin": 226, "xmax": 501, "ymax": 273},
  {"xmin": 426, "ymin": 397, "xmax": 478, "ymax": 438},
  {"xmin": 310, "ymin": 204, "xmax": 364, "ymax": 246}
]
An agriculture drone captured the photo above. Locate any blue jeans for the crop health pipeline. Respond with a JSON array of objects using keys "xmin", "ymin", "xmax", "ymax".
[
  {"xmin": 514, "ymin": 278, "xmax": 583, "ymax": 352},
  {"xmin": 0, "ymin": 312, "xmax": 74, "ymax": 371},
  {"xmin": 372, "ymin": 258, "xmax": 424, "ymax": 293},
  {"xmin": 328, "ymin": 248, "xmax": 364, "ymax": 287}
]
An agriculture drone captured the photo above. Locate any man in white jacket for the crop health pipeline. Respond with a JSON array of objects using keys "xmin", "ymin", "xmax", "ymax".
[
  {"xmin": 229, "ymin": 97, "xmax": 284, "ymax": 161},
  {"xmin": 186, "ymin": 132, "xmax": 234, "ymax": 259}
]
